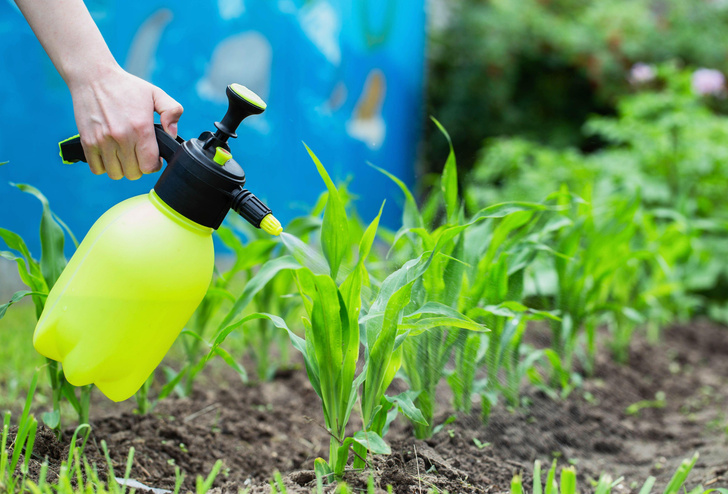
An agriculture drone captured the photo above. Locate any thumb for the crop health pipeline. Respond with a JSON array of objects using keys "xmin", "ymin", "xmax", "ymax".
[{"xmin": 153, "ymin": 87, "xmax": 184, "ymax": 138}]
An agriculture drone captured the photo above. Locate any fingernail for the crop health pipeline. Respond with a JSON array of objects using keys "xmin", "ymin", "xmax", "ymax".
[{"xmin": 169, "ymin": 123, "xmax": 178, "ymax": 137}]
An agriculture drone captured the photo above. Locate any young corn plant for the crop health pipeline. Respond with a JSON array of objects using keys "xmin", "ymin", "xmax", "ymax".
[
  {"xmin": 275, "ymin": 145, "xmax": 389, "ymax": 479},
  {"xmin": 382, "ymin": 119, "xmax": 548, "ymax": 438},
  {"xmin": 452, "ymin": 205, "xmax": 562, "ymax": 420},
  {"xmin": 604, "ymin": 207, "xmax": 712, "ymax": 363},
  {"xmin": 352, "ymin": 237, "xmax": 484, "ymax": 467},
  {"xmin": 0, "ymin": 184, "xmax": 91, "ymax": 435},
  {"xmin": 547, "ymin": 185, "xmax": 642, "ymax": 381},
  {"xmin": 228, "ymin": 144, "xmax": 479, "ymax": 478}
]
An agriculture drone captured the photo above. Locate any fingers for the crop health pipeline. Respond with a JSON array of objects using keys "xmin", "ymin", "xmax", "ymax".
[
  {"xmin": 82, "ymin": 142, "xmax": 105, "ymax": 176},
  {"xmin": 81, "ymin": 128, "xmax": 142, "ymax": 180},
  {"xmin": 99, "ymin": 138, "xmax": 125, "ymax": 180},
  {"xmin": 153, "ymin": 87, "xmax": 184, "ymax": 138},
  {"xmin": 136, "ymin": 123, "xmax": 163, "ymax": 175}
]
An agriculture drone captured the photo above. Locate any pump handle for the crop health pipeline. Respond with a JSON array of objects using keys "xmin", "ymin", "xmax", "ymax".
[
  {"xmin": 59, "ymin": 125, "xmax": 183, "ymax": 164},
  {"xmin": 213, "ymin": 84, "xmax": 267, "ymax": 142}
]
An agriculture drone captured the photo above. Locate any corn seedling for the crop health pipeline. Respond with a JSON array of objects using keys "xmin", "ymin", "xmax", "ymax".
[
  {"xmin": 455, "ymin": 207, "xmax": 561, "ymax": 417},
  {"xmin": 545, "ymin": 186, "xmax": 642, "ymax": 382},
  {"xmin": 381, "ymin": 120, "xmax": 548, "ymax": 437},
  {"xmin": 0, "ymin": 184, "xmax": 91, "ymax": 435},
  {"xmin": 281, "ymin": 145, "xmax": 392, "ymax": 478},
  {"xmin": 511, "ymin": 454, "xmax": 720, "ymax": 494}
]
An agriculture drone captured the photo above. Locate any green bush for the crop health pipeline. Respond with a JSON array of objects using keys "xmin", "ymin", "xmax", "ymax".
[{"xmin": 425, "ymin": 0, "xmax": 728, "ymax": 173}]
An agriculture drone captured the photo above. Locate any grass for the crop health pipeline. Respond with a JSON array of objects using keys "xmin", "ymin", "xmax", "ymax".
[{"xmin": 0, "ymin": 301, "xmax": 43, "ymax": 409}]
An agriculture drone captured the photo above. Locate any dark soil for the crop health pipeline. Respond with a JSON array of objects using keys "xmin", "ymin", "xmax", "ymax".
[{"xmin": 8, "ymin": 320, "xmax": 728, "ymax": 493}]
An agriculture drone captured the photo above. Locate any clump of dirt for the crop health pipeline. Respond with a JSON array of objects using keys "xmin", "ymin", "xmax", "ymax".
[{"xmin": 7, "ymin": 320, "xmax": 728, "ymax": 493}]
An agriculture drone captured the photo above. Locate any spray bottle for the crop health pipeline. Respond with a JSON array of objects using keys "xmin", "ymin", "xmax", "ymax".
[{"xmin": 33, "ymin": 84, "xmax": 281, "ymax": 402}]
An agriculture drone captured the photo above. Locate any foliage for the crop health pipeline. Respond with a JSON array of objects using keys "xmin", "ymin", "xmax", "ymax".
[
  {"xmin": 426, "ymin": 0, "xmax": 728, "ymax": 173},
  {"xmin": 285, "ymin": 144, "xmax": 460, "ymax": 477},
  {"xmin": 466, "ymin": 65, "xmax": 728, "ymax": 372},
  {"xmin": 384, "ymin": 121, "xmax": 555, "ymax": 435},
  {"xmin": 510, "ymin": 454, "xmax": 726, "ymax": 494}
]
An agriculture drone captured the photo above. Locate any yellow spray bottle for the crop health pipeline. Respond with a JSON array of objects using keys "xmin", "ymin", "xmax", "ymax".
[{"xmin": 33, "ymin": 84, "xmax": 282, "ymax": 402}]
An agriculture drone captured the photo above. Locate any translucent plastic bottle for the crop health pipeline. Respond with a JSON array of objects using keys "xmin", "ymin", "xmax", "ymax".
[{"xmin": 33, "ymin": 84, "xmax": 281, "ymax": 402}]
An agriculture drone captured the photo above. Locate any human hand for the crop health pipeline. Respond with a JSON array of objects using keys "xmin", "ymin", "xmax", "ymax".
[{"xmin": 68, "ymin": 65, "xmax": 183, "ymax": 180}]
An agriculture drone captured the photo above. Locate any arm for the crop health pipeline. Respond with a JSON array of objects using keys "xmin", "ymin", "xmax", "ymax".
[{"xmin": 14, "ymin": 0, "xmax": 183, "ymax": 180}]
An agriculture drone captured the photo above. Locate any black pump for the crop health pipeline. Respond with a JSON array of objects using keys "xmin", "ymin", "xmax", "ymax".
[{"xmin": 58, "ymin": 84, "xmax": 281, "ymax": 234}]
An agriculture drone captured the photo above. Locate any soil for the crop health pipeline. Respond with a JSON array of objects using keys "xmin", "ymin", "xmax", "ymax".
[{"xmin": 7, "ymin": 320, "xmax": 728, "ymax": 493}]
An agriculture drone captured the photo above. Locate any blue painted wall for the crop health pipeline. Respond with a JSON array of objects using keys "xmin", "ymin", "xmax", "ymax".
[{"xmin": 0, "ymin": 0, "xmax": 425, "ymax": 256}]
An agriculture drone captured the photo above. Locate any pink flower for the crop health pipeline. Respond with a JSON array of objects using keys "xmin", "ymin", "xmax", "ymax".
[
  {"xmin": 692, "ymin": 68, "xmax": 725, "ymax": 96},
  {"xmin": 628, "ymin": 63, "xmax": 656, "ymax": 85}
]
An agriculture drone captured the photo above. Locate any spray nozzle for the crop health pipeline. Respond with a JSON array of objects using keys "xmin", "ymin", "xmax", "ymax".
[{"xmin": 231, "ymin": 188, "xmax": 282, "ymax": 236}]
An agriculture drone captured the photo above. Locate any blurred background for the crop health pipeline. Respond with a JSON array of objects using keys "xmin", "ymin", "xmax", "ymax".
[{"xmin": 3, "ymin": 0, "xmax": 728, "ymax": 316}]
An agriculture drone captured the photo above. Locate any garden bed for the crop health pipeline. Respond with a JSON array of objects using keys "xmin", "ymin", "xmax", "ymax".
[{"xmin": 12, "ymin": 320, "xmax": 728, "ymax": 493}]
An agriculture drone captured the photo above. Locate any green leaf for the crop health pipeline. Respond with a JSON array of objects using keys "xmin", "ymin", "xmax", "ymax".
[
  {"xmin": 219, "ymin": 255, "xmax": 300, "ymax": 327},
  {"xmin": 305, "ymin": 143, "xmax": 349, "ymax": 279},
  {"xmin": 637, "ymin": 476, "xmax": 656, "ymax": 494},
  {"xmin": 357, "ymin": 201, "xmax": 385, "ymax": 265},
  {"xmin": 42, "ymin": 410, "xmax": 60, "ymax": 429},
  {"xmin": 13, "ymin": 184, "xmax": 67, "ymax": 289},
  {"xmin": 560, "ymin": 466, "xmax": 577, "ymax": 494},
  {"xmin": 399, "ymin": 316, "xmax": 485, "ymax": 336},
  {"xmin": 471, "ymin": 201, "xmax": 549, "ymax": 221},
  {"xmin": 663, "ymin": 453, "xmax": 698, "ymax": 494},
  {"xmin": 314, "ymin": 457, "xmax": 333, "ymax": 484},
  {"xmin": 432, "ymin": 117, "xmax": 459, "ymax": 224},
  {"xmin": 404, "ymin": 301, "xmax": 479, "ymax": 321},
  {"xmin": 545, "ymin": 459, "xmax": 558, "ymax": 494},
  {"xmin": 311, "ymin": 274, "xmax": 344, "ymax": 371},
  {"xmin": 52, "ymin": 212, "xmax": 79, "ymax": 249},
  {"xmin": 363, "ymin": 281, "xmax": 414, "ymax": 423},
  {"xmin": 442, "ymin": 233, "xmax": 465, "ymax": 307},
  {"xmin": 533, "ymin": 461, "xmax": 543, "ymax": 494},
  {"xmin": 204, "ymin": 287, "xmax": 236, "ymax": 304},
  {"xmin": 469, "ymin": 303, "xmax": 560, "ymax": 322},
  {"xmin": 512, "ymin": 473, "xmax": 524, "ymax": 494},
  {"xmin": 157, "ymin": 367, "xmax": 188, "ymax": 402},
  {"xmin": 432, "ymin": 415, "xmax": 456, "ymax": 435},
  {"xmin": 0, "ymin": 290, "xmax": 45, "ymax": 319},
  {"xmin": 352, "ymin": 430, "xmax": 391, "ymax": 455},
  {"xmin": 385, "ymin": 390, "xmax": 427, "ymax": 425},
  {"xmin": 0, "ymin": 231, "xmax": 46, "ymax": 294},
  {"xmin": 369, "ymin": 163, "xmax": 423, "ymax": 230},
  {"xmin": 213, "ymin": 346, "xmax": 248, "ymax": 382}
]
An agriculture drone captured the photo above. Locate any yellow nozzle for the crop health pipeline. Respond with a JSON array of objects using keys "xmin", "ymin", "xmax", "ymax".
[{"xmin": 260, "ymin": 214, "xmax": 283, "ymax": 236}]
